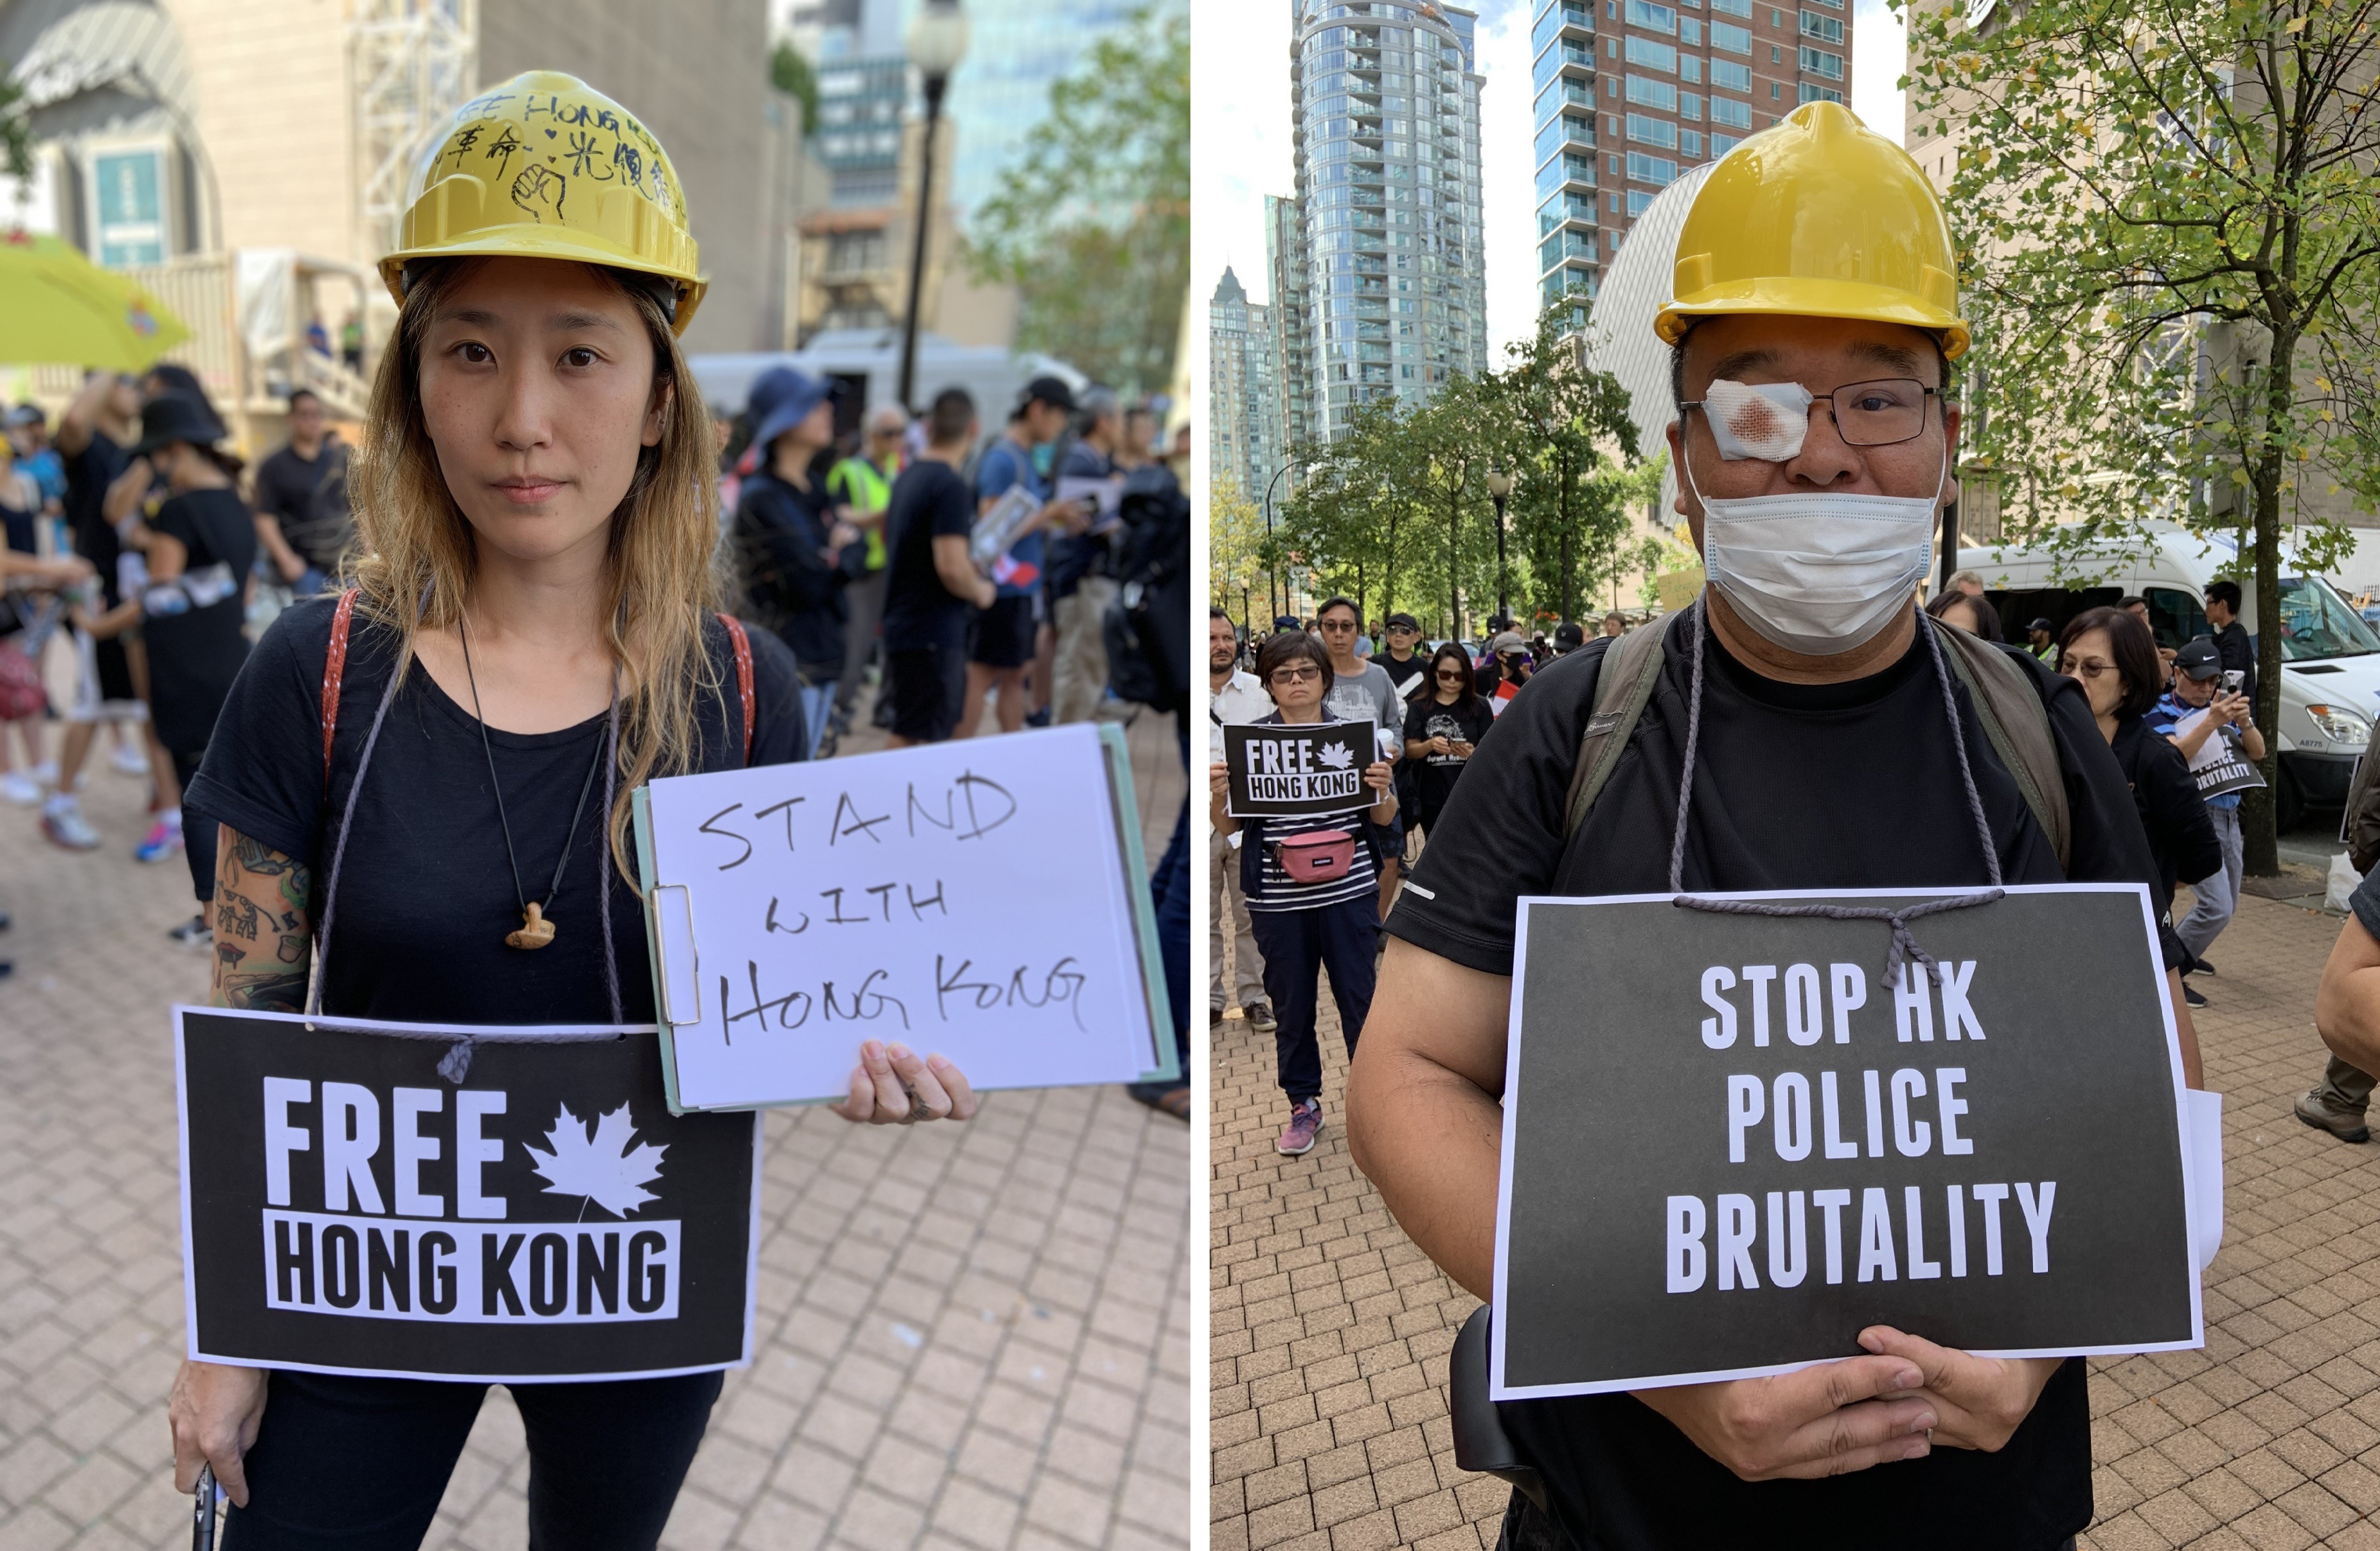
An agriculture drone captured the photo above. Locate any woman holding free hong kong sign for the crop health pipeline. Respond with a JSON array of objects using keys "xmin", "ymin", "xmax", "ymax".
[
  {"xmin": 167, "ymin": 72, "xmax": 978, "ymax": 1547},
  {"xmin": 1211, "ymin": 630, "xmax": 1397, "ymax": 1158},
  {"xmin": 1347, "ymin": 103, "xmax": 2202, "ymax": 1550}
]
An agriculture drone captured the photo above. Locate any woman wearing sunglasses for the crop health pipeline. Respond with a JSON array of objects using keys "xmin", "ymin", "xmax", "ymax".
[
  {"xmin": 1403, "ymin": 641, "xmax": 1494, "ymax": 846},
  {"xmin": 1209, "ymin": 630, "xmax": 1396, "ymax": 1157},
  {"xmin": 2057, "ymin": 606, "xmax": 2219, "ymax": 958}
]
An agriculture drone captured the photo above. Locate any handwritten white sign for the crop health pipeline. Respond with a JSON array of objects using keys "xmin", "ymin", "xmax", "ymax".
[{"xmin": 636, "ymin": 723, "xmax": 1170, "ymax": 1112}]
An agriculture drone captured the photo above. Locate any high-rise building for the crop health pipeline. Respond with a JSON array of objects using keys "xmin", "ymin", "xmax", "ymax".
[
  {"xmin": 1209, "ymin": 266, "xmax": 1284, "ymax": 501},
  {"xmin": 1534, "ymin": 0, "xmax": 1850, "ymax": 304},
  {"xmin": 1283, "ymin": 0, "xmax": 1491, "ymax": 445},
  {"xmin": 1265, "ymin": 193, "xmax": 1313, "ymax": 455}
]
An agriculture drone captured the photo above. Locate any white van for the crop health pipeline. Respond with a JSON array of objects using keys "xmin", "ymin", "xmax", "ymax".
[{"xmin": 1966, "ymin": 523, "xmax": 2380, "ymax": 830}]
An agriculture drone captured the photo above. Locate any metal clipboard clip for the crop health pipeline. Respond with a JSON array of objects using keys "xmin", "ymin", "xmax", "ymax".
[{"xmin": 649, "ymin": 883, "xmax": 701, "ymax": 1027}]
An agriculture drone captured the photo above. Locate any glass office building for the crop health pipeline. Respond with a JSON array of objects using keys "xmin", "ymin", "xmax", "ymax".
[{"xmin": 1283, "ymin": 0, "xmax": 1491, "ymax": 443}]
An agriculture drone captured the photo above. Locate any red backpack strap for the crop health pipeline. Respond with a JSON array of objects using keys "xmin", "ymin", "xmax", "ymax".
[
  {"xmin": 322, "ymin": 588, "xmax": 360, "ymax": 795},
  {"xmin": 717, "ymin": 612, "xmax": 755, "ymax": 765}
]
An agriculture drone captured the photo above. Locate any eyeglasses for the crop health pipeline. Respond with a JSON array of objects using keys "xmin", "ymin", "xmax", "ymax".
[
  {"xmin": 1315, "ymin": 618, "xmax": 1357, "ymax": 632},
  {"xmin": 1269, "ymin": 666, "xmax": 1323, "ymax": 686},
  {"xmin": 1683, "ymin": 378, "xmax": 1941, "ymax": 448},
  {"xmin": 2058, "ymin": 655, "xmax": 2116, "ymax": 680},
  {"xmin": 1388, "ymin": 624, "xmax": 1419, "ymax": 635},
  {"xmin": 1434, "ymin": 669, "xmax": 1467, "ymax": 682}
]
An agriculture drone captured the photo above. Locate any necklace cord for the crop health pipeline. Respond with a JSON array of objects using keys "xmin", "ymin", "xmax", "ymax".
[
  {"xmin": 459, "ymin": 616, "xmax": 609, "ymax": 918},
  {"xmin": 1667, "ymin": 599, "xmax": 2006, "ymax": 987}
]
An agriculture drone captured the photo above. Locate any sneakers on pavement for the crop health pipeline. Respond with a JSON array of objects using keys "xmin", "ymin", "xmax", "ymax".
[
  {"xmin": 1277, "ymin": 1101, "xmax": 1325, "ymax": 1156},
  {"xmin": 167, "ymin": 914, "xmax": 213, "ymax": 951},
  {"xmin": 135, "ymin": 811, "xmax": 184, "ymax": 864},
  {"xmin": 2181, "ymin": 981, "xmax": 2209, "ymax": 1009},
  {"xmin": 42, "ymin": 799, "xmax": 99, "ymax": 851},
  {"xmin": 111, "ymin": 742, "xmax": 149, "ymax": 776},
  {"xmin": 1245, "ymin": 1001, "xmax": 1277, "ymax": 1034},
  {"xmin": 2193, "ymin": 957, "xmax": 2218, "ymax": 977},
  {"xmin": 0, "ymin": 771, "xmax": 43, "ymax": 806},
  {"xmin": 2296, "ymin": 1088, "xmax": 2371, "ymax": 1143}
]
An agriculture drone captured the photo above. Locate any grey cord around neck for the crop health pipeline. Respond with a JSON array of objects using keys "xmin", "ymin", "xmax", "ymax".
[{"xmin": 1666, "ymin": 597, "xmax": 2006, "ymax": 986}]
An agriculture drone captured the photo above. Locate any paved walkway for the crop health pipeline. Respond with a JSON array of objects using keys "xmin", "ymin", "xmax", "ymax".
[
  {"xmin": 1211, "ymin": 887, "xmax": 2380, "ymax": 1551},
  {"xmin": 0, "ymin": 681, "xmax": 1189, "ymax": 1551}
]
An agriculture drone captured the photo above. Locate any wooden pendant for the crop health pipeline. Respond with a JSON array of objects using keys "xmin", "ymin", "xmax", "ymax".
[{"xmin": 507, "ymin": 900, "xmax": 555, "ymax": 950}]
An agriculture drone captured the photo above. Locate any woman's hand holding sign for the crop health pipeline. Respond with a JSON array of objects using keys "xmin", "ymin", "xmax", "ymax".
[
  {"xmin": 1629, "ymin": 1355, "xmax": 1938, "ymax": 1481},
  {"xmin": 1860, "ymin": 1327, "xmax": 2062, "ymax": 1451},
  {"xmin": 831, "ymin": 1038, "xmax": 979, "ymax": 1125}
]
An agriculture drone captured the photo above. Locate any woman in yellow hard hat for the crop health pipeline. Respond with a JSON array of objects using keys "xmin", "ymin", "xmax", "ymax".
[{"xmin": 164, "ymin": 72, "xmax": 978, "ymax": 1545}]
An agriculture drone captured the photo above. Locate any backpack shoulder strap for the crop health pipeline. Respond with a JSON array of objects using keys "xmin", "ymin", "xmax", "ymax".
[
  {"xmin": 1930, "ymin": 617, "xmax": 2072, "ymax": 869},
  {"xmin": 321, "ymin": 588, "xmax": 359, "ymax": 795},
  {"xmin": 717, "ymin": 612, "xmax": 755, "ymax": 765},
  {"xmin": 1563, "ymin": 622, "xmax": 1669, "ymax": 838}
]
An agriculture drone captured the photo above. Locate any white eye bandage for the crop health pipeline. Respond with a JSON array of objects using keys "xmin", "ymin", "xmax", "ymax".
[{"xmin": 1702, "ymin": 379, "xmax": 1813, "ymax": 461}]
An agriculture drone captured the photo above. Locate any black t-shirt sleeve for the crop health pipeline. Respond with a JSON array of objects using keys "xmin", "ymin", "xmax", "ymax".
[
  {"xmin": 1384, "ymin": 641, "xmax": 1611, "ymax": 975},
  {"xmin": 931, "ymin": 469, "xmax": 973, "ymax": 539},
  {"xmin": 741, "ymin": 625, "xmax": 809, "ymax": 767},
  {"xmin": 2030, "ymin": 658, "xmax": 2189, "ymax": 970},
  {"xmin": 185, "ymin": 594, "xmax": 340, "ymax": 862},
  {"xmin": 150, "ymin": 495, "xmax": 200, "ymax": 555}
]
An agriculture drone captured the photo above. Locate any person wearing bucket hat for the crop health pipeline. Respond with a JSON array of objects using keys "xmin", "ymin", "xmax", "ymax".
[
  {"xmin": 731, "ymin": 363, "xmax": 852, "ymax": 756},
  {"xmin": 1350, "ymin": 102, "xmax": 2195, "ymax": 1551},
  {"xmin": 165, "ymin": 71, "xmax": 979, "ymax": 1544}
]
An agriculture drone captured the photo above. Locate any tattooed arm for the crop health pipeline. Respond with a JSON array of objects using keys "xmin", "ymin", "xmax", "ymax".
[{"xmin": 211, "ymin": 826, "xmax": 312, "ymax": 1012}]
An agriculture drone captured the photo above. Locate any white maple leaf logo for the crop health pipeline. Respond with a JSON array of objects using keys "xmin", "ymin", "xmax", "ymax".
[
  {"xmin": 1316, "ymin": 739, "xmax": 1355, "ymax": 770},
  {"xmin": 522, "ymin": 1103, "xmax": 667, "ymax": 1218}
]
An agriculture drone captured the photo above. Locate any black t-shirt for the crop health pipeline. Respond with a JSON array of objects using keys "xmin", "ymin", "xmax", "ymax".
[
  {"xmin": 253, "ymin": 441, "xmax": 353, "ymax": 574},
  {"xmin": 144, "ymin": 488, "xmax": 258, "ymax": 753},
  {"xmin": 185, "ymin": 596, "xmax": 807, "ymax": 1026},
  {"xmin": 1387, "ymin": 611, "xmax": 2176, "ymax": 1550},
  {"xmin": 65, "ymin": 429, "xmax": 128, "ymax": 605},
  {"xmin": 1377, "ymin": 650, "xmax": 1427, "ymax": 702},
  {"xmin": 2212, "ymin": 620, "xmax": 2256, "ymax": 709},
  {"xmin": 881, "ymin": 461, "xmax": 976, "ymax": 652},
  {"xmin": 1402, "ymin": 695, "xmax": 1495, "ymax": 823}
]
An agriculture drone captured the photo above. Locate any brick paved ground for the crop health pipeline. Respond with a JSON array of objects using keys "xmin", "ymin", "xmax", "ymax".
[
  {"xmin": 1210, "ymin": 884, "xmax": 2380, "ymax": 1551},
  {"xmin": 0, "ymin": 670, "xmax": 1190, "ymax": 1551}
]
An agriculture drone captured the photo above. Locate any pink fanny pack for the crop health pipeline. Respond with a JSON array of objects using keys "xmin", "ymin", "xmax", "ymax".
[{"xmin": 1272, "ymin": 829, "xmax": 1357, "ymax": 884}]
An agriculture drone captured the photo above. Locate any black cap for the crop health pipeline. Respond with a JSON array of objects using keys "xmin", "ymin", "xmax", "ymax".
[
  {"xmin": 1385, "ymin": 612, "xmax": 1420, "ymax": 631},
  {"xmin": 2175, "ymin": 638, "xmax": 2223, "ymax": 680},
  {"xmin": 1273, "ymin": 614, "xmax": 1302, "ymax": 631},
  {"xmin": 2028, "ymin": 617, "xmax": 2053, "ymax": 632},
  {"xmin": 1022, "ymin": 375, "xmax": 1077, "ymax": 413},
  {"xmin": 1554, "ymin": 621, "xmax": 1586, "ymax": 650},
  {"xmin": 128, "ymin": 391, "xmax": 223, "ymax": 458}
]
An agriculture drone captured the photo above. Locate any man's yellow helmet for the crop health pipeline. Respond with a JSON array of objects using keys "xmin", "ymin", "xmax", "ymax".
[
  {"xmin": 378, "ymin": 71, "xmax": 707, "ymax": 335},
  {"xmin": 1654, "ymin": 100, "xmax": 1967, "ymax": 360}
]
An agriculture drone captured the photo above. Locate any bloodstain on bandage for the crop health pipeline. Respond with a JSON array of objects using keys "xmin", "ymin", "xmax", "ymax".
[{"xmin": 1704, "ymin": 379, "xmax": 1815, "ymax": 461}]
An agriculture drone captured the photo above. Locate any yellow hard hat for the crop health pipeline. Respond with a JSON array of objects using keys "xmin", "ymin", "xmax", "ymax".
[
  {"xmin": 378, "ymin": 71, "xmax": 707, "ymax": 334},
  {"xmin": 1655, "ymin": 100, "xmax": 1967, "ymax": 359}
]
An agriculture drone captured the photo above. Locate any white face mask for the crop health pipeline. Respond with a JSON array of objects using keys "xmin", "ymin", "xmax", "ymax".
[{"xmin": 1684, "ymin": 424, "xmax": 1947, "ymax": 658}]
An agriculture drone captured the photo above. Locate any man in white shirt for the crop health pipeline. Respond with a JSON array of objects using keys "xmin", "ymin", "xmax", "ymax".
[{"xmin": 1209, "ymin": 609, "xmax": 1274, "ymax": 1032}]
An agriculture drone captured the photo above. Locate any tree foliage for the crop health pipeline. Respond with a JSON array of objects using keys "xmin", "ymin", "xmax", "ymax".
[
  {"xmin": 1271, "ymin": 292, "xmax": 1654, "ymax": 636},
  {"xmin": 968, "ymin": 4, "xmax": 1188, "ymax": 395},
  {"xmin": 1903, "ymin": 0, "xmax": 2380, "ymax": 871},
  {"xmin": 769, "ymin": 42, "xmax": 820, "ymax": 137},
  {"xmin": 1210, "ymin": 485, "xmax": 1274, "ymax": 625},
  {"xmin": 0, "ymin": 68, "xmax": 32, "ymax": 187}
]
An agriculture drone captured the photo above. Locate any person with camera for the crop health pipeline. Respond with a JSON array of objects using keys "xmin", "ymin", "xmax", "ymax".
[{"xmin": 2150, "ymin": 637, "xmax": 2265, "ymax": 1005}]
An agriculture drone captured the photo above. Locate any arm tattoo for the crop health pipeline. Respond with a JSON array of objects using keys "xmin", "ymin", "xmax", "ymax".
[{"xmin": 212, "ymin": 825, "xmax": 313, "ymax": 1012}]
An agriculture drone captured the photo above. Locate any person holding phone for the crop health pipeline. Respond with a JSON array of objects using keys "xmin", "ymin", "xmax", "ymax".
[
  {"xmin": 2151, "ymin": 637, "xmax": 2267, "ymax": 1005},
  {"xmin": 1403, "ymin": 641, "xmax": 1493, "ymax": 845}
]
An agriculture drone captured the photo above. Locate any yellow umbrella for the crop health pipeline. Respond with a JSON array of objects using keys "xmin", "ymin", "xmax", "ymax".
[{"xmin": 0, "ymin": 229, "xmax": 189, "ymax": 372}]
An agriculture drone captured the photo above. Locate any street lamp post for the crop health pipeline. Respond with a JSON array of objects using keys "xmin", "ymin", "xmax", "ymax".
[
  {"xmin": 897, "ymin": 1, "xmax": 969, "ymax": 415},
  {"xmin": 1486, "ymin": 463, "xmax": 1516, "ymax": 629},
  {"xmin": 1263, "ymin": 460, "xmax": 1302, "ymax": 626}
]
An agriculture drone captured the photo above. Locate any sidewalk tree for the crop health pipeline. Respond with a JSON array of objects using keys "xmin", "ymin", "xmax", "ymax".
[
  {"xmin": 1277, "ymin": 398, "xmax": 1413, "ymax": 628},
  {"xmin": 1904, "ymin": 0, "xmax": 2380, "ymax": 873},
  {"xmin": 969, "ymin": 3, "xmax": 1187, "ymax": 395},
  {"xmin": 1211, "ymin": 484, "xmax": 1273, "ymax": 623},
  {"xmin": 768, "ymin": 42, "xmax": 820, "ymax": 135}
]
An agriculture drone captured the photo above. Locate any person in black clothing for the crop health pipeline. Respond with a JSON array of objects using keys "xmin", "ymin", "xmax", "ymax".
[
  {"xmin": 881, "ymin": 388, "xmax": 996, "ymax": 746},
  {"xmin": 167, "ymin": 188, "xmax": 980, "ymax": 1536},
  {"xmin": 1344, "ymin": 126, "xmax": 2204, "ymax": 1543},
  {"xmin": 252, "ymin": 388, "xmax": 353, "ymax": 594},
  {"xmin": 1401, "ymin": 641, "xmax": 1495, "ymax": 841},
  {"xmin": 733, "ymin": 365, "xmax": 853, "ymax": 757},
  {"xmin": 2203, "ymin": 579, "xmax": 2256, "ymax": 712},
  {"xmin": 2056, "ymin": 608, "xmax": 2219, "ymax": 936}
]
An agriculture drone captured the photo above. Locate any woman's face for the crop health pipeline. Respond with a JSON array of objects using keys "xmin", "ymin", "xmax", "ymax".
[
  {"xmin": 2059, "ymin": 627, "xmax": 2125, "ymax": 720},
  {"xmin": 417, "ymin": 258, "xmax": 668, "ymax": 569},
  {"xmin": 1267, "ymin": 655, "xmax": 1327, "ymax": 717},
  {"xmin": 1433, "ymin": 656, "xmax": 1468, "ymax": 700}
]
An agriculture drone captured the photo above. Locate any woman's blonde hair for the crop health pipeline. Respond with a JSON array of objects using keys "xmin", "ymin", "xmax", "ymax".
[{"xmin": 346, "ymin": 257, "xmax": 726, "ymax": 883}]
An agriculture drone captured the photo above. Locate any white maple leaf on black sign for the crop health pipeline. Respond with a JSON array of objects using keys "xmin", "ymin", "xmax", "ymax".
[
  {"xmin": 523, "ymin": 1103, "xmax": 668, "ymax": 1217},
  {"xmin": 1316, "ymin": 740, "xmax": 1354, "ymax": 770}
]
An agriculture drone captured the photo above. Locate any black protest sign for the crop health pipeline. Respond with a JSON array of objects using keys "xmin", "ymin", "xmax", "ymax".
[
  {"xmin": 1494, "ymin": 885, "xmax": 2200, "ymax": 1399},
  {"xmin": 1223, "ymin": 720, "xmax": 1378, "ymax": 819},
  {"xmin": 177, "ymin": 1008, "xmax": 759, "ymax": 1382},
  {"xmin": 2178, "ymin": 712, "xmax": 2267, "ymax": 800}
]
